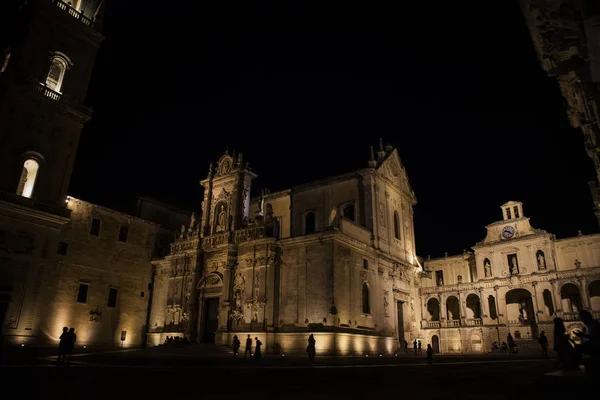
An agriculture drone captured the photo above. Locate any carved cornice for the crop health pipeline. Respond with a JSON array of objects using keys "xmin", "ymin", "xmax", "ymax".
[{"xmin": 420, "ymin": 266, "xmax": 600, "ymax": 295}]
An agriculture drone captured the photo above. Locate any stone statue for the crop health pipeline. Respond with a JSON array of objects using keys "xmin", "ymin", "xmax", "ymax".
[
  {"xmin": 484, "ymin": 260, "xmax": 491, "ymax": 277},
  {"xmin": 189, "ymin": 212, "xmax": 197, "ymax": 230},
  {"xmin": 179, "ymin": 224, "xmax": 186, "ymax": 239},
  {"xmin": 216, "ymin": 205, "xmax": 226, "ymax": 231},
  {"xmin": 457, "ymin": 275, "xmax": 462, "ymax": 283},
  {"xmin": 537, "ymin": 252, "xmax": 546, "ymax": 270},
  {"xmin": 510, "ymin": 256, "xmax": 518, "ymax": 274},
  {"xmin": 383, "ymin": 294, "xmax": 389, "ymax": 316}
]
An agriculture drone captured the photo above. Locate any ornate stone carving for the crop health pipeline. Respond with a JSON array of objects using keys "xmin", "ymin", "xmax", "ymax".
[
  {"xmin": 383, "ymin": 290, "xmax": 390, "ymax": 317},
  {"xmin": 205, "ymin": 274, "xmax": 220, "ymax": 285}
]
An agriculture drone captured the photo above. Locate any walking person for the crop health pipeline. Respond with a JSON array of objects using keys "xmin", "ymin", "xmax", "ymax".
[
  {"xmin": 232, "ymin": 335, "xmax": 240, "ymax": 357},
  {"xmin": 426, "ymin": 344, "xmax": 434, "ymax": 365},
  {"xmin": 417, "ymin": 340, "xmax": 422, "ymax": 355},
  {"xmin": 244, "ymin": 335, "xmax": 252, "ymax": 359},
  {"xmin": 413, "ymin": 339, "xmax": 418, "ymax": 355},
  {"xmin": 57, "ymin": 327, "xmax": 68, "ymax": 364},
  {"xmin": 254, "ymin": 337, "xmax": 262, "ymax": 361},
  {"xmin": 538, "ymin": 331, "xmax": 548, "ymax": 357},
  {"xmin": 404, "ymin": 340, "xmax": 408, "ymax": 354},
  {"xmin": 306, "ymin": 334, "xmax": 316, "ymax": 365},
  {"xmin": 507, "ymin": 333, "xmax": 515, "ymax": 355}
]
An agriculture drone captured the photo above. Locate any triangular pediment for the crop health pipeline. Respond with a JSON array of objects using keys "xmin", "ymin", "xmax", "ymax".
[{"xmin": 376, "ymin": 149, "xmax": 416, "ymax": 202}]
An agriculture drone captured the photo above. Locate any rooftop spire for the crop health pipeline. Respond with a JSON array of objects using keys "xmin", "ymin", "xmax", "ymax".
[{"xmin": 368, "ymin": 146, "xmax": 377, "ymax": 167}]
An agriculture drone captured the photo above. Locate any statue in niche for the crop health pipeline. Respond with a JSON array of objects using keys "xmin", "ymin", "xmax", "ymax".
[
  {"xmin": 536, "ymin": 250, "xmax": 546, "ymax": 270},
  {"xmin": 189, "ymin": 212, "xmax": 197, "ymax": 231},
  {"xmin": 233, "ymin": 272, "xmax": 245, "ymax": 311},
  {"xmin": 216, "ymin": 204, "xmax": 226, "ymax": 232},
  {"xmin": 457, "ymin": 275, "xmax": 462, "ymax": 283},
  {"xmin": 383, "ymin": 292, "xmax": 390, "ymax": 316},
  {"xmin": 484, "ymin": 258, "xmax": 492, "ymax": 277},
  {"xmin": 508, "ymin": 254, "xmax": 519, "ymax": 274}
]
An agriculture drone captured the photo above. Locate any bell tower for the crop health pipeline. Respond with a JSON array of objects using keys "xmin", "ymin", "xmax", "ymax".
[
  {"xmin": 199, "ymin": 149, "xmax": 257, "ymax": 237},
  {"xmin": 0, "ymin": 0, "xmax": 105, "ymax": 205}
]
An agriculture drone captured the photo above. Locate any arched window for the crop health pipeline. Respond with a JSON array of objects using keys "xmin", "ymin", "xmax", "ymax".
[
  {"xmin": 45, "ymin": 56, "xmax": 68, "ymax": 92},
  {"xmin": 393, "ymin": 210, "xmax": 401, "ymax": 240},
  {"xmin": 342, "ymin": 203, "xmax": 355, "ymax": 221},
  {"xmin": 304, "ymin": 211, "xmax": 316, "ymax": 234},
  {"xmin": 362, "ymin": 283, "xmax": 370, "ymax": 314},
  {"xmin": 1, "ymin": 49, "xmax": 10, "ymax": 74},
  {"xmin": 16, "ymin": 159, "xmax": 40, "ymax": 198}
]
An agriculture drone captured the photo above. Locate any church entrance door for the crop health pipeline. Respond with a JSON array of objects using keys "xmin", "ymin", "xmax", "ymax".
[
  {"xmin": 202, "ymin": 298, "xmax": 219, "ymax": 343},
  {"xmin": 397, "ymin": 301, "xmax": 405, "ymax": 344}
]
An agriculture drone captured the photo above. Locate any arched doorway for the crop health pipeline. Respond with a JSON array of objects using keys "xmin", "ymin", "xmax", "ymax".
[
  {"xmin": 427, "ymin": 298, "xmax": 440, "ymax": 321},
  {"xmin": 446, "ymin": 296, "xmax": 460, "ymax": 322},
  {"xmin": 589, "ymin": 280, "xmax": 600, "ymax": 311},
  {"xmin": 506, "ymin": 288, "xmax": 537, "ymax": 339},
  {"xmin": 431, "ymin": 335, "xmax": 440, "ymax": 353},
  {"xmin": 198, "ymin": 273, "xmax": 223, "ymax": 343},
  {"xmin": 560, "ymin": 283, "xmax": 582, "ymax": 314},
  {"xmin": 466, "ymin": 294, "xmax": 481, "ymax": 319}
]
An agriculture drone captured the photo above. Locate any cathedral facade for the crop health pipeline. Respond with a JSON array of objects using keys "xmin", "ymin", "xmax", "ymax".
[
  {"xmin": 421, "ymin": 201, "xmax": 600, "ymax": 353},
  {"xmin": 148, "ymin": 143, "xmax": 424, "ymax": 354}
]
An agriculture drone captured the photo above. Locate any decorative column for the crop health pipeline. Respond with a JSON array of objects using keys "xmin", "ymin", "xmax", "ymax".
[
  {"xmin": 530, "ymin": 282, "xmax": 540, "ymax": 322},
  {"xmin": 578, "ymin": 277, "xmax": 590, "ymax": 309},
  {"xmin": 550, "ymin": 280, "xmax": 562, "ymax": 313},
  {"xmin": 440, "ymin": 293, "xmax": 446, "ymax": 326},
  {"xmin": 458, "ymin": 291, "xmax": 466, "ymax": 322},
  {"xmin": 478, "ymin": 288, "xmax": 487, "ymax": 318}
]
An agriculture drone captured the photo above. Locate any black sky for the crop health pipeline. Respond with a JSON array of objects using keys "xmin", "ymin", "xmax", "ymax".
[{"xmin": 68, "ymin": 0, "xmax": 599, "ymax": 258}]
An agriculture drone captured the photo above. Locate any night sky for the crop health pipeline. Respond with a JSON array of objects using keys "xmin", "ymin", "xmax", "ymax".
[{"xmin": 69, "ymin": 0, "xmax": 599, "ymax": 258}]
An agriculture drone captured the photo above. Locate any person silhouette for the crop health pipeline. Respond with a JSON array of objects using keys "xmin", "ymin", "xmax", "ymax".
[
  {"xmin": 65, "ymin": 328, "xmax": 76, "ymax": 364},
  {"xmin": 232, "ymin": 335, "xmax": 240, "ymax": 357},
  {"xmin": 553, "ymin": 317, "xmax": 580, "ymax": 370},
  {"xmin": 57, "ymin": 327, "xmax": 68, "ymax": 364},
  {"xmin": 418, "ymin": 340, "xmax": 422, "ymax": 355},
  {"xmin": 244, "ymin": 335, "xmax": 252, "ymax": 359},
  {"xmin": 306, "ymin": 334, "xmax": 316, "ymax": 365},
  {"xmin": 254, "ymin": 337, "xmax": 262, "ymax": 361},
  {"xmin": 426, "ymin": 344, "xmax": 434, "ymax": 365}
]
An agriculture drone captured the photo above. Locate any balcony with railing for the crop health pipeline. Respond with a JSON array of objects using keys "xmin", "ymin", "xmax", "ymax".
[
  {"xmin": 421, "ymin": 318, "xmax": 483, "ymax": 329},
  {"xmin": 49, "ymin": 0, "xmax": 95, "ymax": 27},
  {"xmin": 34, "ymin": 81, "xmax": 62, "ymax": 101}
]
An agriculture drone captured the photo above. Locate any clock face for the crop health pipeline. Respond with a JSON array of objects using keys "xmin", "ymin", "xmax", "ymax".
[{"xmin": 501, "ymin": 226, "xmax": 515, "ymax": 239}]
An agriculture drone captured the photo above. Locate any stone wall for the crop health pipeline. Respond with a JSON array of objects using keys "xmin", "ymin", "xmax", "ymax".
[{"xmin": 45, "ymin": 197, "xmax": 158, "ymax": 347}]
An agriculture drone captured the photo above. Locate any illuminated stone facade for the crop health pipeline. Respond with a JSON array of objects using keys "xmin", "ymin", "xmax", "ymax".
[
  {"xmin": 421, "ymin": 201, "xmax": 600, "ymax": 353},
  {"xmin": 148, "ymin": 142, "xmax": 424, "ymax": 354},
  {"xmin": 519, "ymin": 0, "xmax": 600, "ymax": 225}
]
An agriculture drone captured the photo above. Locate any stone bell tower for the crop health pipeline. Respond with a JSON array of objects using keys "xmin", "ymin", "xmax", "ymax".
[{"xmin": 199, "ymin": 149, "xmax": 257, "ymax": 237}]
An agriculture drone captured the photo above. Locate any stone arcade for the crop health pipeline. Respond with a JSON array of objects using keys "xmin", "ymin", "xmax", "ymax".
[
  {"xmin": 148, "ymin": 142, "xmax": 424, "ymax": 355},
  {"xmin": 420, "ymin": 201, "xmax": 600, "ymax": 353}
]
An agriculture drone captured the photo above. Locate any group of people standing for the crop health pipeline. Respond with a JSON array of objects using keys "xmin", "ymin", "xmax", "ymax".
[
  {"xmin": 231, "ymin": 334, "xmax": 317, "ymax": 365},
  {"xmin": 232, "ymin": 334, "xmax": 263, "ymax": 360},
  {"xmin": 57, "ymin": 327, "xmax": 76, "ymax": 364}
]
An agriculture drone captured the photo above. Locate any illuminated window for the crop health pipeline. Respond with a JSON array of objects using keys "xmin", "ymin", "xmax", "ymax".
[
  {"xmin": 77, "ymin": 283, "xmax": 89, "ymax": 303},
  {"xmin": 16, "ymin": 159, "xmax": 40, "ymax": 198},
  {"xmin": 1, "ymin": 50, "xmax": 10, "ymax": 73},
  {"xmin": 393, "ymin": 211, "xmax": 401, "ymax": 240},
  {"xmin": 45, "ymin": 56, "xmax": 68, "ymax": 92},
  {"xmin": 362, "ymin": 283, "xmax": 370, "ymax": 314}
]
